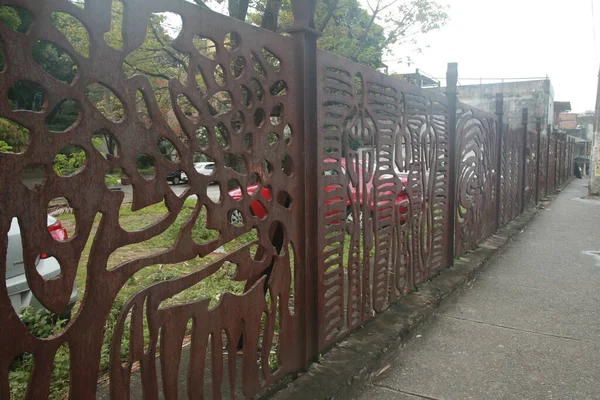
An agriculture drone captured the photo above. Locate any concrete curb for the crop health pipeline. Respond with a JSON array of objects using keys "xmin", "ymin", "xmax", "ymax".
[{"xmin": 266, "ymin": 208, "xmax": 542, "ymax": 400}]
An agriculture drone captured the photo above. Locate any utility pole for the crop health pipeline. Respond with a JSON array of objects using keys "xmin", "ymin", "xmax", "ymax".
[{"xmin": 591, "ymin": 66, "xmax": 600, "ymax": 195}]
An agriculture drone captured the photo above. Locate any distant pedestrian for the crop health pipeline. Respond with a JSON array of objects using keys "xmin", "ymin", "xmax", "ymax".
[{"xmin": 574, "ymin": 161, "xmax": 582, "ymax": 179}]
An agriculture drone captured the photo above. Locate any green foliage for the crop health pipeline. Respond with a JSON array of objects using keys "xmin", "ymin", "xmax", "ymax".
[
  {"xmin": 316, "ymin": 0, "xmax": 387, "ymax": 68},
  {"xmin": 0, "ymin": 140, "xmax": 12, "ymax": 152},
  {"xmin": 53, "ymin": 148, "xmax": 86, "ymax": 176},
  {"xmin": 0, "ymin": 6, "xmax": 21, "ymax": 31},
  {"xmin": 9, "ymin": 308, "xmax": 70, "ymax": 399},
  {"xmin": 0, "ymin": 118, "xmax": 28, "ymax": 153}
]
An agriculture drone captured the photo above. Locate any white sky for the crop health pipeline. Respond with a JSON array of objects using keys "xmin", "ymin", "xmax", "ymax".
[
  {"xmin": 182, "ymin": 0, "xmax": 600, "ymax": 112},
  {"xmin": 372, "ymin": 0, "xmax": 600, "ymax": 112}
]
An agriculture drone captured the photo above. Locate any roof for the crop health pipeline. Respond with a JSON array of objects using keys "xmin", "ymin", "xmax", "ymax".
[{"xmin": 554, "ymin": 102, "xmax": 572, "ymax": 113}]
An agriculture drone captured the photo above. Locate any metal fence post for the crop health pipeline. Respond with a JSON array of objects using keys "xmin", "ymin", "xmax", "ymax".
[
  {"xmin": 552, "ymin": 130, "xmax": 560, "ymax": 191},
  {"xmin": 520, "ymin": 108, "xmax": 528, "ymax": 214},
  {"xmin": 535, "ymin": 118, "xmax": 542, "ymax": 205},
  {"xmin": 494, "ymin": 93, "xmax": 504, "ymax": 230},
  {"xmin": 546, "ymin": 124, "xmax": 551, "ymax": 196},
  {"xmin": 289, "ymin": 0, "xmax": 319, "ymax": 368},
  {"xmin": 446, "ymin": 62, "xmax": 458, "ymax": 267}
]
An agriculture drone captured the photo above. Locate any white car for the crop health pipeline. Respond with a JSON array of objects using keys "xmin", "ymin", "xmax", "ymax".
[
  {"xmin": 194, "ymin": 162, "xmax": 215, "ymax": 176},
  {"xmin": 5, "ymin": 216, "xmax": 78, "ymax": 316}
]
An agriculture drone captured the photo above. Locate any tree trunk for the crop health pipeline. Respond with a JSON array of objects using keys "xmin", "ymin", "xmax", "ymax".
[
  {"xmin": 261, "ymin": 0, "xmax": 283, "ymax": 32},
  {"xmin": 228, "ymin": 0, "xmax": 250, "ymax": 21}
]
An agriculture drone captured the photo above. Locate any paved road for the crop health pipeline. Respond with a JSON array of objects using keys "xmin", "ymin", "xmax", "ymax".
[{"xmin": 349, "ymin": 180, "xmax": 600, "ymax": 400}]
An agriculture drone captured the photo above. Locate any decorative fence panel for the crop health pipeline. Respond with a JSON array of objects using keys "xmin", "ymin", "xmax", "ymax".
[
  {"xmin": 315, "ymin": 50, "xmax": 450, "ymax": 350},
  {"xmin": 0, "ymin": 1, "xmax": 575, "ymax": 398},
  {"xmin": 454, "ymin": 104, "xmax": 498, "ymax": 257},
  {"xmin": 501, "ymin": 126, "xmax": 523, "ymax": 225},
  {"xmin": 538, "ymin": 135, "xmax": 548, "ymax": 200},
  {"xmin": 524, "ymin": 130, "xmax": 538, "ymax": 208}
]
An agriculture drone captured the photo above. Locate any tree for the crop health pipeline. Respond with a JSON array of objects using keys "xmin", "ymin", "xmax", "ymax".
[{"xmin": 202, "ymin": 0, "xmax": 448, "ymax": 69}]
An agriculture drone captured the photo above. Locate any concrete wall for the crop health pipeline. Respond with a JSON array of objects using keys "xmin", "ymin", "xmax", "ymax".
[
  {"xmin": 453, "ymin": 80, "xmax": 553, "ymax": 135},
  {"xmin": 431, "ymin": 80, "xmax": 554, "ymax": 135}
]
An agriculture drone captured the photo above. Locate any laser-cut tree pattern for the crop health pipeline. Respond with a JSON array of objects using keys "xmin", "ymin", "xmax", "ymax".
[{"xmin": 0, "ymin": 0, "xmax": 303, "ymax": 398}]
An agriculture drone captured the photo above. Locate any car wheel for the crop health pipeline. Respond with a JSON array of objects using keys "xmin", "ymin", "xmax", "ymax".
[
  {"xmin": 228, "ymin": 209, "xmax": 244, "ymax": 226},
  {"xmin": 346, "ymin": 208, "xmax": 364, "ymax": 228},
  {"xmin": 173, "ymin": 176, "xmax": 180, "ymax": 185}
]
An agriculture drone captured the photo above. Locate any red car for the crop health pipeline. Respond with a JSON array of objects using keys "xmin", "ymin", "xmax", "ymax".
[{"xmin": 227, "ymin": 159, "xmax": 411, "ymax": 226}]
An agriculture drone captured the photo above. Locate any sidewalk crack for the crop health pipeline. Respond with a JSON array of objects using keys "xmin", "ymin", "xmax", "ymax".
[
  {"xmin": 440, "ymin": 315, "xmax": 600, "ymax": 344},
  {"xmin": 372, "ymin": 383, "xmax": 442, "ymax": 399}
]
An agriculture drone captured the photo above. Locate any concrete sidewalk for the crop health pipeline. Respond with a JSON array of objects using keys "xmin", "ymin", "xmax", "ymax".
[{"xmin": 348, "ymin": 181, "xmax": 600, "ymax": 400}]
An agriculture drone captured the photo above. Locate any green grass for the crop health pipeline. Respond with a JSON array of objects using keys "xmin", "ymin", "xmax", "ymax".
[{"xmin": 38, "ymin": 200, "xmax": 259, "ymax": 398}]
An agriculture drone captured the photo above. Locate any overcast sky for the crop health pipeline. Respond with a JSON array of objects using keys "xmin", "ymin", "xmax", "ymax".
[
  {"xmin": 373, "ymin": 0, "xmax": 600, "ymax": 112},
  {"xmin": 189, "ymin": 0, "xmax": 600, "ymax": 112}
]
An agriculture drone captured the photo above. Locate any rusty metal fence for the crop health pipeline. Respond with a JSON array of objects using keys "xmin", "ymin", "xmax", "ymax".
[{"xmin": 0, "ymin": 1, "xmax": 575, "ymax": 398}]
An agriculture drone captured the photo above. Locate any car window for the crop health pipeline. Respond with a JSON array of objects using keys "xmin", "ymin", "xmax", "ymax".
[{"xmin": 205, "ymin": 165, "xmax": 214, "ymax": 170}]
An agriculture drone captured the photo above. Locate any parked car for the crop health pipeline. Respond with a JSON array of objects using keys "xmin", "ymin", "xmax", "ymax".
[
  {"xmin": 227, "ymin": 159, "xmax": 411, "ymax": 225},
  {"xmin": 167, "ymin": 170, "xmax": 188, "ymax": 185},
  {"xmin": 5, "ymin": 216, "xmax": 78, "ymax": 317},
  {"xmin": 194, "ymin": 162, "xmax": 215, "ymax": 176}
]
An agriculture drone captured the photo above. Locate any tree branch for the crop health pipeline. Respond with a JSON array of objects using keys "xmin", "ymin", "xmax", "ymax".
[{"xmin": 318, "ymin": 0, "xmax": 341, "ymax": 32}]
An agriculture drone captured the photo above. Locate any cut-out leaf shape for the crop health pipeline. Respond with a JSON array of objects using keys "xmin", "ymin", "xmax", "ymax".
[
  {"xmin": 85, "ymin": 84, "xmax": 124, "ymax": 123},
  {"xmin": 228, "ymin": 180, "xmax": 242, "ymax": 200},
  {"xmin": 46, "ymin": 99, "xmax": 80, "ymax": 132},
  {"xmin": 228, "ymin": 209, "xmax": 245, "ymax": 227},
  {"xmin": 158, "ymin": 137, "xmax": 179, "ymax": 161},
  {"xmin": 215, "ymin": 122, "xmax": 230, "ymax": 149},
  {"xmin": 240, "ymin": 85, "xmax": 252, "ymax": 108},
  {"xmin": 0, "ymin": 118, "xmax": 30, "ymax": 154},
  {"xmin": 270, "ymin": 104, "xmax": 283, "ymax": 126},
  {"xmin": 250, "ymin": 79, "xmax": 264, "ymax": 102},
  {"xmin": 283, "ymin": 124, "xmax": 293, "ymax": 145},
  {"xmin": 282, "ymin": 154, "xmax": 293, "ymax": 176},
  {"xmin": 94, "ymin": 129, "xmax": 119, "ymax": 159},
  {"xmin": 177, "ymin": 94, "xmax": 200, "ymax": 124},
  {"xmin": 9, "ymin": 81, "xmax": 44, "ymax": 111},
  {"xmin": 53, "ymin": 145, "xmax": 87, "ymax": 176},
  {"xmin": 214, "ymin": 64, "xmax": 226, "ymax": 86},
  {"xmin": 104, "ymin": 0, "xmax": 124, "ymax": 50},
  {"xmin": 224, "ymin": 32, "xmax": 241, "ymax": 52},
  {"xmin": 271, "ymin": 80, "xmax": 287, "ymax": 96},
  {"xmin": 196, "ymin": 126, "xmax": 209, "ymax": 149},
  {"xmin": 230, "ymin": 56, "xmax": 245, "ymax": 79},
  {"xmin": 225, "ymin": 154, "xmax": 246, "ymax": 174},
  {"xmin": 254, "ymin": 108, "xmax": 266, "ymax": 127},
  {"xmin": 52, "ymin": 12, "xmax": 90, "ymax": 57},
  {"xmin": 151, "ymin": 12, "xmax": 182, "ymax": 38},
  {"xmin": 193, "ymin": 36, "xmax": 216, "ymax": 60},
  {"xmin": 21, "ymin": 164, "xmax": 46, "ymax": 189},
  {"xmin": 32, "ymin": 41, "xmax": 77, "ymax": 84},
  {"xmin": 231, "ymin": 111, "xmax": 245, "ymax": 133},
  {"xmin": 196, "ymin": 70, "xmax": 207, "ymax": 94},
  {"xmin": 262, "ymin": 159, "xmax": 273, "ymax": 176},
  {"xmin": 0, "ymin": 6, "xmax": 31, "ymax": 33},
  {"xmin": 250, "ymin": 52, "xmax": 266, "ymax": 78},
  {"xmin": 192, "ymin": 206, "xmax": 220, "ymax": 244},
  {"xmin": 135, "ymin": 90, "xmax": 152, "ymax": 129},
  {"xmin": 208, "ymin": 91, "xmax": 232, "ymax": 116},
  {"xmin": 241, "ymin": 133, "xmax": 252, "ymax": 152},
  {"xmin": 69, "ymin": 0, "xmax": 85, "ymax": 8},
  {"xmin": 262, "ymin": 48, "xmax": 281, "ymax": 71},
  {"xmin": 136, "ymin": 154, "xmax": 155, "ymax": 180},
  {"xmin": 268, "ymin": 132, "xmax": 279, "ymax": 147}
]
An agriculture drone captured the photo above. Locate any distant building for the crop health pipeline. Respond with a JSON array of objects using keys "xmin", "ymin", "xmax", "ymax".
[
  {"xmin": 432, "ymin": 79, "xmax": 554, "ymax": 135},
  {"xmin": 397, "ymin": 69, "xmax": 440, "ymax": 88}
]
